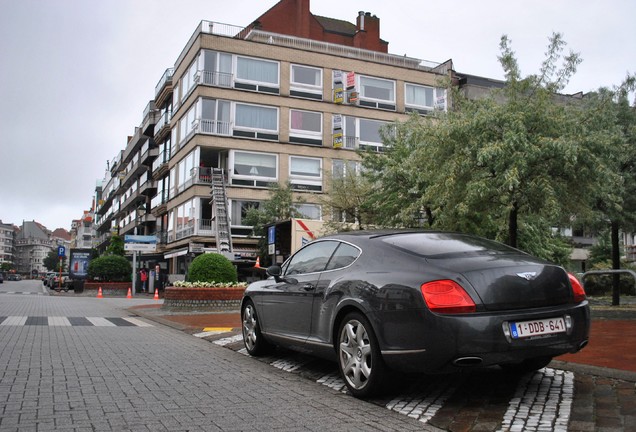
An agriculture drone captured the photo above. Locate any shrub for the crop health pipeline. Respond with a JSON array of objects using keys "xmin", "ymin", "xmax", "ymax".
[
  {"xmin": 187, "ymin": 253, "xmax": 237, "ymax": 284},
  {"xmin": 88, "ymin": 255, "xmax": 132, "ymax": 282}
]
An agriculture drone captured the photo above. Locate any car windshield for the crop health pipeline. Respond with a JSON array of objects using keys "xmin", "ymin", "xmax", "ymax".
[{"xmin": 379, "ymin": 232, "xmax": 519, "ymax": 258}]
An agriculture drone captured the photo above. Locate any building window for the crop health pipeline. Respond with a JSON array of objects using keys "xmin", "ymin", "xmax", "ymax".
[
  {"xmin": 235, "ymin": 56, "xmax": 279, "ymax": 94},
  {"xmin": 295, "ymin": 203, "xmax": 322, "ymax": 220},
  {"xmin": 230, "ymin": 151, "xmax": 278, "ymax": 187},
  {"xmin": 290, "ymin": 64, "xmax": 322, "ymax": 100},
  {"xmin": 230, "ymin": 200, "xmax": 261, "ymax": 236},
  {"xmin": 358, "ymin": 75, "xmax": 395, "ymax": 110},
  {"xmin": 341, "ymin": 116, "xmax": 388, "ymax": 152},
  {"xmin": 289, "ymin": 109, "xmax": 322, "ymax": 145},
  {"xmin": 332, "ymin": 159, "xmax": 359, "ymax": 178},
  {"xmin": 289, "ymin": 156, "xmax": 322, "ymax": 192},
  {"xmin": 201, "ymin": 50, "xmax": 232, "ymax": 87},
  {"xmin": 200, "ymin": 98, "xmax": 231, "ymax": 135},
  {"xmin": 405, "ymin": 83, "xmax": 447, "ymax": 114},
  {"xmin": 233, "ymin": 103, "xmax": 279, "ymax": 140}
]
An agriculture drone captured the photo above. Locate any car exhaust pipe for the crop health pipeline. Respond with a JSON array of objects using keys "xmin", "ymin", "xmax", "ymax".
[
  {"xmin": 578, "ymin": 340, "xmax": 588, "ymax": 351},
  {"xmin": 453, "ymin": 356, "xmax": 483, "ymax": 367}
]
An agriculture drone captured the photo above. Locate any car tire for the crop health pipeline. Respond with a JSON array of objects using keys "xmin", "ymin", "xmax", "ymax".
[
  {"xmin": 500, "ymin": 356, "xmax": 553, "ymax": 374},
  {"xmin": 337, "ymin": 312, "xmax": 387, "ymax": 398},
  {"xmin": 242, "ymin": 300, "xmax": 272, "ymax": 356}
]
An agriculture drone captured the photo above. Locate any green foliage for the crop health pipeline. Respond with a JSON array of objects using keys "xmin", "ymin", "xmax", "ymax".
[
  {"xmin": 105, "ymin": 235, "xmax": 125, "ymax": 256},
  {"xmin": 0, "ymin": 263, "xmax": 12, "ymax": 272},
  {"xmin": 355, "ymin": 32, "xmax": 636, "ymax": 265},
  {"xmin": 87, "ymin": 255, "xmax": 131, "ymax": 282},
  {"xmin": 243, "ymin": 182, "xmax": 304, "ymax": 264},
  {"xmin": 43, "ymin": 249, "xmax": 67, "ymax": 272},
  {"xmin": 187, "ymin": 253, "xmax": 237, "ymax": 284}
]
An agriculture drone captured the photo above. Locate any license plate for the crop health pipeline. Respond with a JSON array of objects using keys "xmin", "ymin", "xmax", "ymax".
[{"xmin": 510, "ymin": 317, "xmax": 566, "ymax": 339}]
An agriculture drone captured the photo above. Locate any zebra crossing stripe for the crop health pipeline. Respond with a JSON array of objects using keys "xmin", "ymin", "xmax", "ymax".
[
  {"xmin": 1, "ymin": 316, "xmax": 27, "ymax": 326},
  {"xmin": 0, "ymin": 316, "xmax": 153, "ymax": 327},
  {"xmin": 48, "ymin": 317, "xmax": 71, "ymax": 326},
  {"xmin": 122, "ymin": 317, "xmax": 153, "ymax": 327}
]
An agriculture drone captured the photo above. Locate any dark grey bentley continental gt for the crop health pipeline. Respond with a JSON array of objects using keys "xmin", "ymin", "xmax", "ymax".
[{"xmin": 241, "ymin": 230, "xmax": 590, "ymax": 398}]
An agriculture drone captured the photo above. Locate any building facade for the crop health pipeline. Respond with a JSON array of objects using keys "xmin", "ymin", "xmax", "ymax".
[
  {"xmin": 0, "ymin": 220, "xmax": 15, "ymax": 267},
  {"xmin": 92, "ymin": 0, "xmax": 451, "ymax": 277}
]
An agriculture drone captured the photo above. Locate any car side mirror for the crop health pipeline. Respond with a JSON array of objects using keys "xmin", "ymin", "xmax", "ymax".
[{"xmin": 267, "ymin": 265, "xmax": 282, "ymax": 282}]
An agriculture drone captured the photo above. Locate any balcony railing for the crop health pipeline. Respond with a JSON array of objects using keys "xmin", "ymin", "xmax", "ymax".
[
  {"xmin": 199, "ymin": 120, "xmax": 231, "ymax": 136},
  {"xmin": 154, "ymin": 68, "xmax": 174, "ymax": 98},
  {"xmin": 176, "ymin": 166, "xmax": 214, "ymax": 194},
  {"xmin": 200, "ymin": 70, "xmax": 232, "ymax": 88}
]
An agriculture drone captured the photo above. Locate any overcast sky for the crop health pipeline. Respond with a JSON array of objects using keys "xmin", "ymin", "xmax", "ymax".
[{"xmin": 1, "ymin": 0, "xmax": 634, "ymax": 231}]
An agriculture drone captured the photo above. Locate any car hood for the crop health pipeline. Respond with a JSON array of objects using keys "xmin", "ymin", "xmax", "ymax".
[{"xmin": 427, "ymin": 252, "xmax": 572, "ymax": 311}]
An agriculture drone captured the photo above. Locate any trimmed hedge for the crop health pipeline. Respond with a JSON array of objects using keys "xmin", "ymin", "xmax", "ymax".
[
  {"xmin": 187, "ymin": 253, "xmax": 237, "ymax": 284},
  {"xmin": 87, "ymin": 255, "xmax": 132, "ymax": 282}
]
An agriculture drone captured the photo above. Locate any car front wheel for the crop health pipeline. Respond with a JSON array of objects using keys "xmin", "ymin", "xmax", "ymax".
[
  {"xmin": 337, "ymin": 312, "xmax": 387, "ymax": 398},
  {"xmin": 242, "ymin": 300, "xmax": 272, "ymax": 356}
]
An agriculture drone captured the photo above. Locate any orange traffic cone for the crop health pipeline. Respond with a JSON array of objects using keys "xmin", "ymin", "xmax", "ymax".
[
  {"xmin": 254, "ymin": 256, "xmax": 261, "ymax": 268},
  {"xmin": 97, "ymin": 287, "xmax": 103, "ymax": 298},
  {"xmin": 153, "ymin": 288, "xmax": 159, "ymax": 300},
  {"xmin": 126, "ymin": 287, "xmax": 132, "ymax": 299}
]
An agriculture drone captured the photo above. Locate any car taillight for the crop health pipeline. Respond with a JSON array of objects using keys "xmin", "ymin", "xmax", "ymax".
[
  {"xmin": 420, "ymin": 280, "xmax": 476, "ymax": 314},
  {"xmin": 568, "ymin": 273, "xmax": 587, "ymax": 303}
]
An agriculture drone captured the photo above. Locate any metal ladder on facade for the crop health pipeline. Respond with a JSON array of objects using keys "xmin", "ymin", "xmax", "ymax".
[{"xmin": 210, "ymin": 168, "xmax": 233, "ymax": 254}]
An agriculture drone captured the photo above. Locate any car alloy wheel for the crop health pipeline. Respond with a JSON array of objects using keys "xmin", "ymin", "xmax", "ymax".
[
  {"xmin": 337, "ymin": 312, "xmax": 386, "ymax": 398},
  {"xmin": 242, "ymin": 300, "xmax": 271, "ymax": 356}
]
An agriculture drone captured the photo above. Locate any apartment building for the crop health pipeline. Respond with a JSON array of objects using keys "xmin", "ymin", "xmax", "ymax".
[
  {"xmin": 70, "ymin": 210, "xmax": 96, "ymax": 250},
  {"xmin": 0, "ymin": 220, "xmax": 15, "ymax": 266},
  {"xmin": 93, "ymin": 0, "xmax": 451, "ymax": 276}
]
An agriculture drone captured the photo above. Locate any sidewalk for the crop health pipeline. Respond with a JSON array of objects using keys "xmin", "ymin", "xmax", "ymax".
[{"xmin": 129, "ymin": 298, "xmax": 636, "ymax": 381}]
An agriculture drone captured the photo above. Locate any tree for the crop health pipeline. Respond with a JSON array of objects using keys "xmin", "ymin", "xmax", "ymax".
[
  {"xmin": 579, "ymin": 81, "xmax": 636, "ymax": 303},
  {"xmin": 361, "ymin": 33, "xmax": 621, "ymax": 264},
  {"xmin": 243, "ymin": 182, "xmax": 305, "ymax": 264},
  {"xmin": 44, "ymin": 249, "xmax": 66, "ymax": 272},
  {"xmin": 105, "ymin": 235, "xmax": 125, "ymax": 256},
  {"xmin": 321, "ymin": 159, "xmax": 378, "ymax": 231}
]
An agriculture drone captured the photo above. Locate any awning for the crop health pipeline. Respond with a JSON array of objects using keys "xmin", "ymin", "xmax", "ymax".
[{"xmin": 163, "ymin": 248, "xmax": 189, "ymax": 259}]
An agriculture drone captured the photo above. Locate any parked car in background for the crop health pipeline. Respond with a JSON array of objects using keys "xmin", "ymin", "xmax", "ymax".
[
  {"xmin": 43, "ymin": 272, "xmax": 56, "ymax": 287},
  {"xmin": 241, "ymin": 230, "xmax": 590, "ymax": 398},
  {"xmin": 7, "ymin": 274, "xmax": 21, "ymax": 281},
  {"xmin": 0, "ymin": 273, "xmax": 3, "ymax": 283},
  {"xmin": 50, "ymin": 273, "xmax": 71, "ymax": 291}
]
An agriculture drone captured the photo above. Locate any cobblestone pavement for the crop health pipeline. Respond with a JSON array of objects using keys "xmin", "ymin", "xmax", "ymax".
[
  {"xmin": 2, "ymin": 281, "xmax": 635, "ymax": 431},
  {"xmin": 0, "ymin": 284, "xmax": 441, "ymax": 432}
]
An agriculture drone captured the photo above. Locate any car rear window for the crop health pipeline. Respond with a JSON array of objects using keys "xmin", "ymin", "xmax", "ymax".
[{"xmin": 379, "ymin": 232, "xmax": 517, "ymax": 258}]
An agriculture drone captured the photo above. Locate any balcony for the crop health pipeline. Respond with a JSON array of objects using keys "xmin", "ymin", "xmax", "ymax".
[
  {"xmin": 142, "ymin": 101, "xmax": 159, "ymax": 136},
  {"xmin": 200, "ymin": 70, "xmax": 232, "ymax": 88},
  {"xmin": 171, "ymin": 219, "xmax": 215, "ymax": 242},
  {"xmin": 152, "ymin": 151, "xmax": 170, "ymax": 180},
  {"xmin": 176, "ymin": 166, "xmax": 213, "ymax": 195},
  {"xmin": 153, "ymin": 110, "xmax": 172, "ymax": 143},
  {"xmin": 199, "ymin": 120, "xmax": 231, "ymax": 136},
  {"xmin": 154, "ymin": 68, "xmax": 174, "ymax": 106}
]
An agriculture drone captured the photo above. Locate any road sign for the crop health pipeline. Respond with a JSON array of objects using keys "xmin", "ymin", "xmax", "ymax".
[{"xmin": 57, "ymin": 246, "xmax": 66, "ymax": 257}]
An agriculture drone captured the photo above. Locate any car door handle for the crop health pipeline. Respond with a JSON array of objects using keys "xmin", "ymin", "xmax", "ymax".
[{"xmin": 302, "ymin": 284, "xmax": 315, "ymax": 291}]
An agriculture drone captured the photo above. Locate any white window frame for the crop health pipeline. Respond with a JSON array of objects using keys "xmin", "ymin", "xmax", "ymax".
[
  {"xmin": 358, "ymin": 75, "xmax": 395, "ymax": 104},
  {"xmin": 290, "ymin": 64, "xmax": 323, "ymax": 96},
  {"xmin": 404, "ymin": 83, "xmax": 447, "ymax": 112},
  {"xmin": 294, "ymin": 203, "xmax": 322, "ymax": 220},
  {"xmin": 230, "ymin": 150, "xmax": 279, "ymax": 185},
  {"xmin": 289, "ymin": 156, "xmax": 322, "ymax": 192},
  {"xmin": 289, "ymin": 109, "xmax": 322, "ymax": 139},
  {"xmin": 235, "ymin": 56, "xmax": 280, "ymax": 86},
  {"xmin": 233, "ymin": 102, "xmax": 279, "ymax": 133}
]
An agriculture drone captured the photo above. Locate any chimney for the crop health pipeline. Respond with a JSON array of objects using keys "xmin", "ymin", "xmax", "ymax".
[{"xmin": 354, "ymin": 12, "xmax": 384, "ymax": 52}]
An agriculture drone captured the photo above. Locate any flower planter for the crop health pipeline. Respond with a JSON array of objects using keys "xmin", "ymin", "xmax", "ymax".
[{"xmin": 162, "ymin": 286, "xmax": 245, "ymax": 311}]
